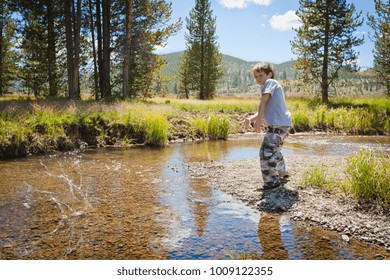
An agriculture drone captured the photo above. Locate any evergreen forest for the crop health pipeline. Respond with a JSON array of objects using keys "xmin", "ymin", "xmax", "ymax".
[{"xmin": 0, "ymin": 0, "xmax": 387, "ymax": 100}]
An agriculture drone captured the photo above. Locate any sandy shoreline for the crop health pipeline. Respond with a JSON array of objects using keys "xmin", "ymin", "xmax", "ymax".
[{"xmin": 185, "ymin": 153, "xmax": 390, "ymax": 252}]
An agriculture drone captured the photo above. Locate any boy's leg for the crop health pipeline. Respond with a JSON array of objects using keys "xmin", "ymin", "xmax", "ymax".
[
  {"xmin": 275, "ymin": 127, "xmax": 290, "ymax": 178},
  {"xmin": 260, "ymin": 131, "xmax": 281, "ymax": 187},
  {"xmin": 259, "ymin": 127, "xmax": 290, "ymax": 188}
]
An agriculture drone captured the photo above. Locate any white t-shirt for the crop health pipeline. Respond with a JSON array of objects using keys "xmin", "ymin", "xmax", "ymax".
[{"xmin": 261, "ymin": 79, "xmax": 292, "ymax": 127}]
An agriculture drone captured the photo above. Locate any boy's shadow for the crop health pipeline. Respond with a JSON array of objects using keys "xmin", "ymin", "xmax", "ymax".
[{"xmin": 258, "ymin": 185, "xmax": 299, "ymax": 213}]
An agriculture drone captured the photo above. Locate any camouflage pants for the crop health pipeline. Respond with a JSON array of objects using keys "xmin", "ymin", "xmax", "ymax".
[{"xmin": 259, "ymin": 126, "xmax": 290, "ymax": 187}]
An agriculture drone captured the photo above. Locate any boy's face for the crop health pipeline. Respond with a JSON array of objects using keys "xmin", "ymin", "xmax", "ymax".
[{"xmin": 253, "ymin": 70, "xmax": 272, "ymax": 86}]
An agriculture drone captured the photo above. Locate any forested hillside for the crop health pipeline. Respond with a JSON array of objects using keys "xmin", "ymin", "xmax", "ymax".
[
  {"xmin": 161, "ymin": 51, "xmax": 296, "ymax": 95},
  {"xmin": 161, "ymin": 51, "xmax": 381, "ymax": 97}
]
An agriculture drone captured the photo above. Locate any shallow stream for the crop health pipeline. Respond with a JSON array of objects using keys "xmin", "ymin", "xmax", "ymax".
[{"xmin": 1, "ymin": 134, "xmax": 389, "ymax": 259}]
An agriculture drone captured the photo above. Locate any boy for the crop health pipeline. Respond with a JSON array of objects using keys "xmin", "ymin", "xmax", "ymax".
[{"xmin": 244, "ymin": 62, "xmax": 292, "ymax": 190}]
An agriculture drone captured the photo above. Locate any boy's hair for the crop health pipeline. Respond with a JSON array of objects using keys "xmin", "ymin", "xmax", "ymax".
[{"xmin": 252, "ymin": 62, "xmax": 275, "ymax": 79}]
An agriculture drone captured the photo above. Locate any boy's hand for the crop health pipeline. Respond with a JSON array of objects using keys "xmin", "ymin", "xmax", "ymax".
[{"xmin": 254, "ymin": 120, "xmax": 262, "ymax": 133}]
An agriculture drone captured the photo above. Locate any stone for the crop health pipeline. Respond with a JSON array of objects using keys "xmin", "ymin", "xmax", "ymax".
[{"xmin": 341, "ymin": 234, "xmax": 350, "ymax": 242}]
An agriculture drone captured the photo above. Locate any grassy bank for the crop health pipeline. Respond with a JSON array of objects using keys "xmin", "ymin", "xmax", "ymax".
[
  {"xmin": 156, "ymin": 96, "xmax": 390, "ymax": 134},
  {"xmin": 0, "ymin": 96, "xmax": 389, "ymax": 159},
  {"xmin": 0, "ymin": 99, "xmax": 232, "ymax": 159},
  {"xmin": 289, "ymin": 97, "xmax": 390, "ymax": 134},
  {"xmin": 300, "ymin": 149, "xmax": 390, "ymax": 210}
]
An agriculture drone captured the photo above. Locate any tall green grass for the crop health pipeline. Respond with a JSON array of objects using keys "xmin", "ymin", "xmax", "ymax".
[
  {"xmin": 144, "ymin": 114, "xmax": 169, "ymax": 146},
  {"xmin": 0, "ymin": 99, "xmax": 233, "ymax": 158},
  {"xmin": 0, "ymin": 101, "xmax": 173, "ymax": 159},
  {"xmin": 208, "ymin": 115, "xmax": 230, "ymax": 140},
  {"xmin": 192, "ymin": 116, "xmax": 208, "ymax": 139},
  {"xmin": 301, "ymin": 149, "xmax": 390, "ymax": 209},
  {"xmin": 345, "ymin": 149, "xmax": 390, "ymax": 207},
  {"xmin": 191, "ymin": 114, "xmax": 231, "ymax": 140},
  {"xmin": 289, "ymin": 97, "xmax": 389, "ymax": 134},
  {"xmin": 300, "ymin": 163, "xmax": 328, "ymax": 188}
]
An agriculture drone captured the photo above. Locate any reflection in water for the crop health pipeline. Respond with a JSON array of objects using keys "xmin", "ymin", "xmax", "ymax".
[
  {"xmin": 179, "ymin": 145, "xmax": 214, "ymax": 237},
  {"xmin": 190, "ymin": 178, "xmax": 212, "ymax": 237},
  {"xmin": 257, "ymin": 213, "xmax": 390, "ymax": 260},
  {"xmin": 1, "ymin": 135, "xmax": 390, "ymax": 259},
  {"xmin": 296, "ymin": 227, "xmax": 342, "ymax": 260},
  {"xmin": 258, "ymin": 214, "xmax": 288, "ymax": 260}
]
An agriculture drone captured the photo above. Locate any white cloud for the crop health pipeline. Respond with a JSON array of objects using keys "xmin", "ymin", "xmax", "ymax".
[
  {"xmin": 252, "ymin": 0, "xmax": 273, "ymax": 6},
  {"xmin": 154, "ymin": 44, "xmax": 169, "ymax": 51},
  {"xmin": 270, "ymin": 10, "xmax": 301, "ymax": 31},
  {"xmin": 219, "ymin": 0, "xmax": 272, "ymax": 9}
]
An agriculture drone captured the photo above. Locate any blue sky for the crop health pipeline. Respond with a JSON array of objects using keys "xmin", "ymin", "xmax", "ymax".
[{"xmin": 155, "ymin": 0, "xmax": 376, "ymax": 68}]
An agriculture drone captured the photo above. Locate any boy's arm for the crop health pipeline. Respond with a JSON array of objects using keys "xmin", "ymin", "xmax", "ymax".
[
  {"xmin": 254, "ymin": 93, "xmax": 270, "ymax": 133},
  {"xmin": 242, "ymin": 112, "xmax": 258, "ymax": 129}
]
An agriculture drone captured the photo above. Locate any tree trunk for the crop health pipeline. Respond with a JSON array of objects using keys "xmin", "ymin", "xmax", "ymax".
[
  {"xmin": 101, "ymin": 0, "xmax": 111, "ymax": 98},
  {"xmin": 46, "ymin": 0, "xmax": 58, "ymax": 97},
  {"xmin": 65, "ymin": 0, "xmax": 81, "ymax": 100},
  {"xmin": 122, "ymin": 0, "xmax": 133, "ymax": 99},
  {"xmin": 96, "ymin": 0, "xmax": 103, "ymax": 97},
  {"xmin": 200, "ymin": 17, "xmax": 205, "ymax": 100},
  {"xmin": 65, "ymin": 0, "xmax": 75, "ymax": 99},
  {"xmin": 88, "ymin": 0, "xmax": 99, "ymax": 100},
  {"xmin": 0, "ymin": 0, "xmax": 5, "ymax": 96},
  {"xmin": 321, "ymin": 3, "xmax": 330, "ymax": 103},
  {"xmin": 73, "ymin": 0, "xmax": 81, "ymax": 99}
]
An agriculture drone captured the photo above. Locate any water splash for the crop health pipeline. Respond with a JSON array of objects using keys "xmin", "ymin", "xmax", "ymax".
[
  {"xmin": 41, "ymin": 160, "xmax": 92, "ymax": 209},
  {"xmin": 36, "ymin": 159, "xmax": 92, "ymax": 258}
]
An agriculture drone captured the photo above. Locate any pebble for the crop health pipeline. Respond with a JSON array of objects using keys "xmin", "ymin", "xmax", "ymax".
[
  {"xmin": 23, "ymin": 203, "xmax": 31, "ymax": 209},
  {"xmin": 375, "ymin": 254, "xmax": 384, "ymax": 260},
  {"xmin": 341, "ymin": 234, "xmax": 350, "ymax": 242}
]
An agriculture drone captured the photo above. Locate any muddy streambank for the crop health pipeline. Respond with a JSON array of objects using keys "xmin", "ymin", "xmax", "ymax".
[{"xmin": 185, "ymin": 154, "xmax": 390, "ymax": 252}]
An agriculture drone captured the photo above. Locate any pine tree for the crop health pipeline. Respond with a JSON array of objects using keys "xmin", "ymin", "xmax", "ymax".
[
  {"xmin": 64, "ymin": 0, "xmax": 82, "ymax": 100},
  {"xmin": 20, "ymin": 13, "xmax": 48, "ymax": 96},
  {"xmin": 101, "ymin": 0, "xmax": 110, "ymax": 98},
  {"xmin": 180, "ymin": 0, "xmax": 224, "ymax": 100},
  {"xmin": 11, "ymin": 0, "xmax": 62, "ymax": 97},
  {"xmin": 368, "ymin": 0, "xmax": 390, "ymax": 97},
  {"xmin": 178, "ymin": 51, "xmax": 192, "ymax": 98},
  {"xmin": 3, "ymin": 0, "xmax": 179, "ymax": 100},
  {"xmin": 0, "ymin": 0, "xmax": 5, "ymax": 95},
  {"xmin": 291, "ymin": 0, "xmax": 364, "ymax": 102},
  {"xmin": 0, "ymin": 0, "xmax": 18, "ymax": 96},
  {"xmin": 45, "ymin": 0, "xmax": 59, "ymax": 97},
  {"xmin": 122, "ymin": 0, "xmax": 133, "ymax": 99},
  {"xmin": 124, "ymin": 0, "xmax": 180, "ymax": 98}
]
